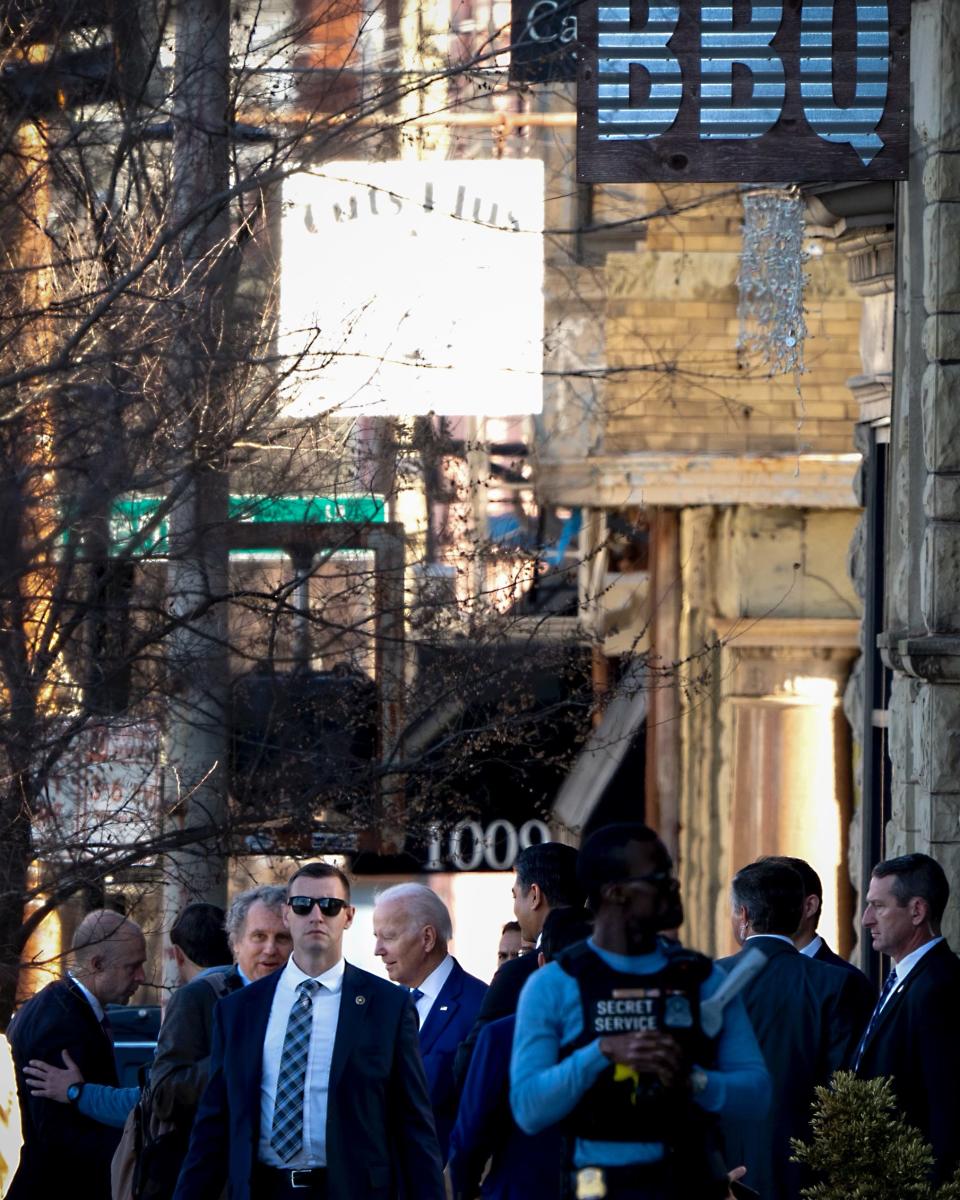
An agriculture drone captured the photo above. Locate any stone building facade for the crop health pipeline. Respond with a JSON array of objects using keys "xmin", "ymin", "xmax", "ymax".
[
  {"xmin": 804, "ymin": 0, "xmax": 960, "ymax": 962},
  {"xmin": 540, "ymin": 185, "xmax": 868, "ymax": 957},
  {"xmin": 876, "ymin": 0, "xmax": 960, "ymax": 948}
]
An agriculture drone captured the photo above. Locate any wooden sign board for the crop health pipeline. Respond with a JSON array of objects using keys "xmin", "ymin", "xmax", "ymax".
[
  {"xmin": 577, "ymin": 1, "xmax": 910, "ymax": 182},
  {"xmin": 510, "ymin": 0, "xmax": 579, "ymax": 82}
]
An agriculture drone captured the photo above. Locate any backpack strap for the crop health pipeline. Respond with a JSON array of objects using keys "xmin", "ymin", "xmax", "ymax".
[{"xmin": 200, "ymin": 969, "xmax": 235, "ymax": 1000}]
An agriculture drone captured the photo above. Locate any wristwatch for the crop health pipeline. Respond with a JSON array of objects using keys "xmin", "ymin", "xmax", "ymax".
[{"xmin": 66, "ymin": 1081, "xmax": 85, "ymax": 1105}]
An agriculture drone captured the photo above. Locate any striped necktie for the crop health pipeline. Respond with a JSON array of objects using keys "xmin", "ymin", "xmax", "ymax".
[
  {"xmin": 853, "ymin": 967, "xmax": 898, "ymax": 1070},
  {"xmin": 271, "ymin": 979, "xmax": 321, "ymax": 1161}
]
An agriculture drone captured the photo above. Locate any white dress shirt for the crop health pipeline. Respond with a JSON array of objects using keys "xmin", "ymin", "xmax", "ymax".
[
  {"xmin": 799, "ymin": 935, "xmax": 823, "ymax": 958},
  {"xmin": 414, "ymin": 954, "xmax": 454, "ymax": 1027},
  {"xmin": 258, "ymin": 955, "xmax": 345, "ymax": 1168},
  {"xmin": 745, "ymin": 933, "xmax": 796, "ymax": 948},
  {"xmin": 881, "ymin": 936, "xmax": 944, "ymax": 1010},
  {"xmin": 67, "ymin": 973, "xmax": 105, "ymax": 1022}
]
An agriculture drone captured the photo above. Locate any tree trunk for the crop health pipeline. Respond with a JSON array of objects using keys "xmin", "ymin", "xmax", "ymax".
[
  {"xmin": 0, "ymin": 105, "xmax": 55, "ymax": 1024},
  {"xmin": 161, "ymin": 0, "xmax": 232, "ymax": 986}
]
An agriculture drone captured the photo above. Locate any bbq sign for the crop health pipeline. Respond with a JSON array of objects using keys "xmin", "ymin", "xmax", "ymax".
[{"xmin": 577, "ymin": 1, "xmax": 909, "ymax": 182}]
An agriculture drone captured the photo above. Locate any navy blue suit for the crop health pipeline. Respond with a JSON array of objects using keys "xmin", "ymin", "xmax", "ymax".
[
  {"xmin": 448, "ymin": 1015, "xmax": 561, "ymax": 1200},
  {"xmin": 453, "ymin": 952, "xmax": 537, "ymax": 1090},
  {"xmin": 855, "ymin": 939, "xmax": 960, "ymax": 1182},
  {"xmin": 419, "ymin": 958, "xmax": 487, "ymax": 1161},
  {"xmin": 173, "ymin": 962, "xmax": 444, "ymax": 1200},
  {"xmin": 718, "ymin": 937, "xmax": 863, "ymax": 1200},
  {"xmin": 7, "ymin": 979, "xmax": 121, "ymax": 1200},
  {"xmin": 812, "ymin": 938, "xmax": 875, "ymax": 1028}
]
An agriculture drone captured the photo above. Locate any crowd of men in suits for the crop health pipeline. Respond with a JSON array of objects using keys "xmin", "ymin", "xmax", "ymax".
[{"xmin": 6, "ymin": 833, "xmax": 960, "ymax": 1200}]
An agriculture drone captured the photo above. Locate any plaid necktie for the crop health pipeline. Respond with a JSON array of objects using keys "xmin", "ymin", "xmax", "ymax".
[
  {"xmin": 853, "ymin": 967, "xmax": 899, "ymax": 1070},
  {"xmin": 271, "ymin": 979, "xmax": 321, "ymax": 1161}
]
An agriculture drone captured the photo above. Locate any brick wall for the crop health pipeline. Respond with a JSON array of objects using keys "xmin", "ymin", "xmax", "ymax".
[{"xmin": 602, "ymin": 185, "xmax": 863, "ymax": 458}]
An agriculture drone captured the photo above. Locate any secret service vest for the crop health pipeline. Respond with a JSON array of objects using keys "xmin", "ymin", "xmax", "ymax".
[{"xmin": 557, "ymin": 940, "xmax": 716, "ymax": 1147}]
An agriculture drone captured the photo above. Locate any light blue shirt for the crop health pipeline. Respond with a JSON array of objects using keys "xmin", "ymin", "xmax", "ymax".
[
  {"xmin": 412, "ymin": 954, "xmax": 454, "ymax": 1027},
  {"xmin": 65, "ymin": 975, "xmax": 136, "ymax": 1127},
  {"xmin": 78, "ymin": 1083, "xmax": 139, "ymax": 1128},
  {"xmin": 75, "ymin": 967, "xmax": 247, "ymax": 1129},
  {"xmin": 510, "ymin": 938, "xmax": 770, "ymax": 1168},
  {"xmin": 258, "ymin": 954, "xmax": 345, "ymax": 1168}
]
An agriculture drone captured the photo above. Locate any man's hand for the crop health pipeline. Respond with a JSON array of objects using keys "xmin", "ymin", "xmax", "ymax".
[
  {"xmin": 24, "ymin": 1049, "xmax": 83, "ymax": 1103},
  {"xmin": 598, "ymin": 1031, "xmax": 683, "ymax": 1089}
]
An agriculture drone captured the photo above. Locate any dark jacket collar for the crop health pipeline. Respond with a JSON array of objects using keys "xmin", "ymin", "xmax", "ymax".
[
  {"xmin": 419, "ymin": 959, "xmax": 464, "ymax": 1054},
  {"xmin": 866, "ymin": 938, "xmax": 954, "ymax": 1042},
  {"xmin": 63, "ymin": 976, "xmax": 111, "ymax": 1038},
  {"xmin": 329, "ymin": 963, "xmax": 372, "ymax": 1094},
  {"xmin": 742, "ymin": 935, "xmax": 798, "ymax": 958}
]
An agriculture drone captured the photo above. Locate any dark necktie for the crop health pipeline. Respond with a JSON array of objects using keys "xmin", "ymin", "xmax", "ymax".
[
  {"xmin": 405, "ymin": 987, "xmax": 424, "ymax": 1028},
  {"xmin": 853, "ymin": 967, "xmax": 898, "ymax": 1070},
  {"xmin": 100, "ymin": 1012, "xmax": 113, "ymax": 1041},
  {"xmin": 271, "ymin": 979, "xmax": 321, "ymax": 1161}
]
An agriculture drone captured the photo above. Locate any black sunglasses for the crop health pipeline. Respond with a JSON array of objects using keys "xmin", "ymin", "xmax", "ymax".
[{"xmin": 287, "ymin": 896, "xmax": 350, "ymax": 917}]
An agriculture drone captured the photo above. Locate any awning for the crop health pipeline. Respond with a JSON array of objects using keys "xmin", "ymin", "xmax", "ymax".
[{"xmin": 552, "ymin": 659, "xmax": 648, "ymax": 831}]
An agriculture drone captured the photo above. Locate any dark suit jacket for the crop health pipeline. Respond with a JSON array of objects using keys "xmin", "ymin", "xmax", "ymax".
[
  {"xmin": 151, "ymin": 965, "xmax": 244, "ymax": 1124},
  {"xmin": 448, "ymin": 1015, "xmax": 561, "ymax": 1200},
  {"xmin": 718, "ymin": 937, "xmax": 863, "ymax": 1200},
  {"xmin": 419, "ymin": 958, "xmax": 486, "ymax": 1160},
  {"xmin": 453, "ymin": 952, "xmax": 537, "ymax": 1090},
  {"xmin": 855, "ymin": 939, "xmax": 960, "ymax": 1181},
  {"xmin": 812, "ymin": 938, "xmax": 875, "ymax": 1029},
  {"xmin": 173, "ymin": 961, "xmax": 444, "ymax": 1200},
  {"xmin": 7, "ymin": 978, "xmax": 121, "ymax": 1200}
]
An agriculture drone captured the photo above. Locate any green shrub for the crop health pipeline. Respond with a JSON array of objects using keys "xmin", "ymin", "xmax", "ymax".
[{"xmin": 791, "ymin": 1071, "xmax": 960, "ymax": 1200}]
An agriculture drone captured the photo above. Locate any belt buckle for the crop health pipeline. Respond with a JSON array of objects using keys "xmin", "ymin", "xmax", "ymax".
[
  {"xmin": 289, "ymin": 1169, "xmax": 313, "ymax": 1189},
  {"xmin": 576, "ymin": 1167, "xmax": 607, "ymax": 1199}
]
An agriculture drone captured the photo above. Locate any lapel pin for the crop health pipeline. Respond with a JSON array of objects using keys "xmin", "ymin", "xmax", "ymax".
[
  {"xmin": 439, "ymin": 1006, "xmax": 448, "ymax": 1012},
  {"xmin": 356, "ymin": 995, "xmax": 366, "ymax": 1005}
]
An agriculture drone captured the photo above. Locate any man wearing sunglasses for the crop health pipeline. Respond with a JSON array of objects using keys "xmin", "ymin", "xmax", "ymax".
[{"xmin": 174, "ymin": 862, "xmax": 444, "ymax": 1200}]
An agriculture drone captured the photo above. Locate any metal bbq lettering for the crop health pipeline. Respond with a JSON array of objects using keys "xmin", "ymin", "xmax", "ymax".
[{"xmin": 577, "ymin": 0, "xmax": 909, "ymax": 182}]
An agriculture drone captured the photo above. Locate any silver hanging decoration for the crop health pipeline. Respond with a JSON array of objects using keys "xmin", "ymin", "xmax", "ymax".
[{"xmin": 737, "ymin": 188, "xmax": 808, "ymax": 377}]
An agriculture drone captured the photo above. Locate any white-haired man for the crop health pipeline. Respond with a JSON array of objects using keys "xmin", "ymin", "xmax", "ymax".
[{"xmin": 373, "ymin": 883, "xmax": 487, "ymax": 1160}]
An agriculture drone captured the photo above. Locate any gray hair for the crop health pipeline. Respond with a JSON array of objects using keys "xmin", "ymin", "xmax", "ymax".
[
  {"xmin": 225, "ymin": 885, "xmax": 286, "ymax": 951},
  {"xmin": 375, "ymin": 883, "xmax": 452, "ymax": 943}
]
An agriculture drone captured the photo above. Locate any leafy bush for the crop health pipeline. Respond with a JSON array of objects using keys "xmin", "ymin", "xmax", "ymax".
[{"xmin": 791, "ymin": 1072, "xmax": 960, "ymax": 1200}]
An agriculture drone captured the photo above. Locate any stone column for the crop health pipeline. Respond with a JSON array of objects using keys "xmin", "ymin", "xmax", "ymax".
[
  {"xmin": 881, "ymin": 0, "xmax": 960, "ymax": 945},
  {"xmin": 838, "ymin": 224, "xmax": 894, "ymax": 961}
]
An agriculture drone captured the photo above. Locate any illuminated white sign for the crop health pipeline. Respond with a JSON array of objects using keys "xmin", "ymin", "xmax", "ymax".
[{"xmin": 279, "ymin": 161, "xmax": 545, "ymax": 417}]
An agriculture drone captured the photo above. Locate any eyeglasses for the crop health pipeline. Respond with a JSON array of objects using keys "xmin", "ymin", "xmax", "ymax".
[{"xmin": 287, "ymin": 896, "xmax": 349, "ymax": 917}]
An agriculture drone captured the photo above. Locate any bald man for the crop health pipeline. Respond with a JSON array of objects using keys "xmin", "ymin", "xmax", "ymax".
[{"xmin": 7, "ymin": 909, "xmax": 146, "ymax": 1200}]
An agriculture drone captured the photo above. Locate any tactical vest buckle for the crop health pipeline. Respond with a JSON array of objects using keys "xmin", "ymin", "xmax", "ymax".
[{"xmin": 575, "ymin": 1167, "xmax": 607, "ymax": 1198}]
